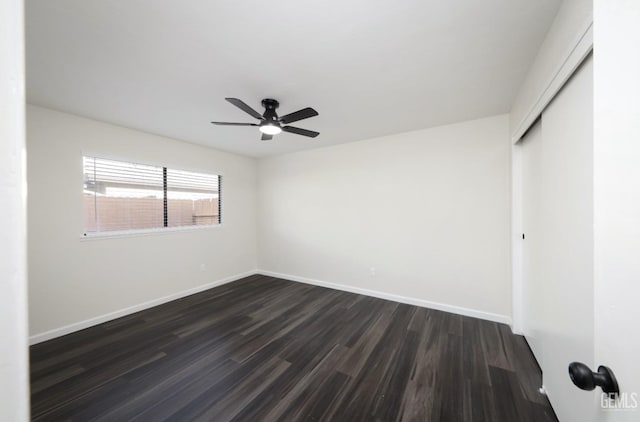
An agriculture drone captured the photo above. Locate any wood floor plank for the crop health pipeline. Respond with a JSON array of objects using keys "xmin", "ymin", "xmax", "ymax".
[{"xmin": 30, "ymin": 275, "xmax": 557, "ymax": 422}]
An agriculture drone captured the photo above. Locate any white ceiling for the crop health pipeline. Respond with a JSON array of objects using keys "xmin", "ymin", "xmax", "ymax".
[{"xmin": 26, "ymin": 0, "xmax": 560, "ymax": 158}]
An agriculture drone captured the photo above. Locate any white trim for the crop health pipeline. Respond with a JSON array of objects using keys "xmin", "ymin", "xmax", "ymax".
[
  {"xmin": 511, "ymin": 142, "xmax": 524, "ymax": 334},
  {"xmin": 29, "ymin": 270, "xmax": 257, "ymax": 345},
  {"xmin": 258, "ymin": 270, "xmax": 512, "ymax": 325},
  {"xmin": 31, "ymin": 269, "xmax": 514, "ymax": 344},
  {"xmin": 511, "ymin": 21, "xmax": 593, "ymax": 144},
  {"xmin": 1, "ymin": 0, "xmax": 29, "ymax": 418},
  {"xmin": 81, "ymin": 223, "xmax": 221, "ymax": 240}
]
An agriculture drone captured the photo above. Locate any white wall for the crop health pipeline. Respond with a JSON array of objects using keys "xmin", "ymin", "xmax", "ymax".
[
  {"xmin": 0, "ymin": 0, "xmax": 29, "ymax": 419},
  {"xmin": 27, "ymin": 105, "xmax": 258, "ymax": 340},
  {"xmin": 257, "ymin": 115, "xmax": 512, "ymax": 321}
]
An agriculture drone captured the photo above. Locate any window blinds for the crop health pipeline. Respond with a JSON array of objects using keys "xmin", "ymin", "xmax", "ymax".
[
  {"xmin": 83, "ymin": 156, "xmax": 220, "ymax": 235},
  {"xmin": 166, "ymin": 168, "xmax": 220, "ymax": 228}
]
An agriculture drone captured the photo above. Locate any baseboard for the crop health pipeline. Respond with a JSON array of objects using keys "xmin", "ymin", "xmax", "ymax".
[
  {"xmin": 29, "ymin": 270, "xmax": 258, "ymax": 345},
  {"xmin": 511, "ymin": 325, "xmax": 524, "ymax": 335},
  {"xmin": 258, "ymin": 270, "xmax": 512, "ymax": 325},
  {"xmin": 31, "ymin": 269, "xmax": 512, "ymax": 344}
]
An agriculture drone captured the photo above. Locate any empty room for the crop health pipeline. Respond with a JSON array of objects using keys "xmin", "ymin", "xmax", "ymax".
[{"xmin": 2, "ymin": 0, "xmax": 639, "ymax": 421}]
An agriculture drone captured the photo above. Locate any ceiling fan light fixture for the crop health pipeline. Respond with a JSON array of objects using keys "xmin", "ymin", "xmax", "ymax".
[{"xmin": 259, "ymin": 123, "xmax": 282, "ymax": 135}]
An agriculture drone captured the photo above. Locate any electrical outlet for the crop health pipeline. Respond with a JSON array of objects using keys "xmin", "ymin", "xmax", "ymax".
[
  {"xmin": 370, "ymin": 267, "xmax": 376, "ymax": 276},
  {"xmin": 200, "ymin": 263, "xmax": 206, "ymax": 272}
]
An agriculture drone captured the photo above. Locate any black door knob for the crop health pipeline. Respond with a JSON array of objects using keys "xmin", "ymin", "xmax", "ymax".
[{"xmin": 568, "ymin": 362, "xmax": 619, "ymax": 396}]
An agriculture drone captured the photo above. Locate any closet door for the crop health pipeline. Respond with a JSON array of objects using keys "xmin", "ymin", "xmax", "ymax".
[
  {"xmin": 520, "ymin": 118, "xmax": 543, "ymax": 366},
  {"xmin": 521, "ymin": 54, "xmax": 594, "ymax": 422}
]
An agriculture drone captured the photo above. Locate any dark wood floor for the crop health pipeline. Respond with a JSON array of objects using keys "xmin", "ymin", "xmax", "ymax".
[{"xmin": 31, "ymin": 274, "xmax": 557, "ymax": 421}]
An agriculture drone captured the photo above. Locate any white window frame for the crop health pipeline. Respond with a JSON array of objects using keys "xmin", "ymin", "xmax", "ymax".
[{"xmin": 81, "ymin": 155, "xmax": 222, "ymax": 239}]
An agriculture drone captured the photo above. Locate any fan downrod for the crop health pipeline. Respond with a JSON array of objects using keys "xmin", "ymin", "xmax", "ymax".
[{"xmin": 261, "ymin": 99, "xmax": 279, "ymax": 111}]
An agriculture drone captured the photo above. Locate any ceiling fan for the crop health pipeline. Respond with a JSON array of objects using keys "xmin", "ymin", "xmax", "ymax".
[{"xmin": 211, "ymin": 98, "xmax": 319, "ymax": 141}]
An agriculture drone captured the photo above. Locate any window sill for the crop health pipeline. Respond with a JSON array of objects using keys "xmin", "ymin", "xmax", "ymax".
[{"xmin": 80, "ymin": 224, "xmax": 221, "ymax": 241}]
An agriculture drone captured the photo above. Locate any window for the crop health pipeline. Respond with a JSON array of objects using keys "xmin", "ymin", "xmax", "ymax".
[{"xmin": 83, "ymin": 156, "xmax": 221, "ymax": 235}]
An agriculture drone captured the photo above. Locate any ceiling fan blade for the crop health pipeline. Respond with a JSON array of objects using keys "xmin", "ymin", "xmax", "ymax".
[
  {"xmin": 225, "ymin": 98, "xmax": 264, "ymax": 120},
  {"xmin": 282, "ymin": 126, "xmax": 320, "ymax": 138},
  {"xmin": 211, "ymin": 121, "xmax": 258, "ymax": 126},
  {"xmin": 279, "ymin": 107, "xmax": 318, "ymax": 124},
  {"xmin": 261, "ymin": 133, "xmax": 273, "ymax": 141}
]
